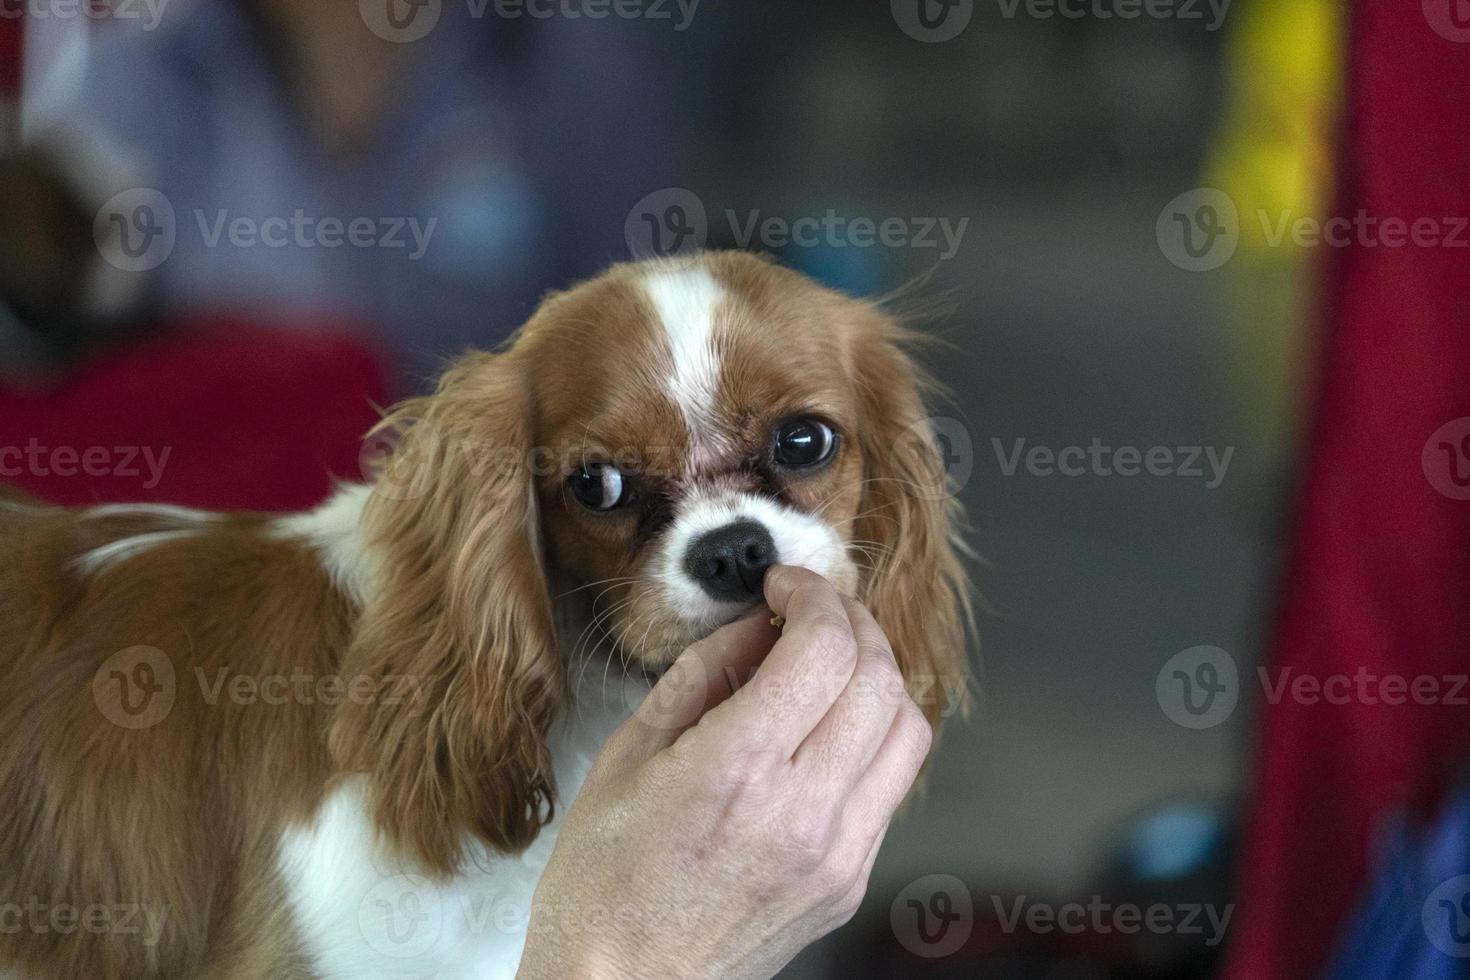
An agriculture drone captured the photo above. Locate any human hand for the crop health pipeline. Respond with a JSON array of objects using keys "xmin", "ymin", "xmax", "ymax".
[{"xmin": 517, "ymin": 566, "xmax": 935, "ymax": 979}]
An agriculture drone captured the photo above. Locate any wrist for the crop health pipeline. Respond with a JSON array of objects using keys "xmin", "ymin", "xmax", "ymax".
[{"xmin": 517, "ymin": 934, "xmax": 637, "ymax": 980}]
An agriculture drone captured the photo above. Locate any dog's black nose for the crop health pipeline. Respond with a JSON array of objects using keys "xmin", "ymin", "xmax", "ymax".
[{"xmin": 684, "ymin": 520, "xmax": 777, "ymax": 602}]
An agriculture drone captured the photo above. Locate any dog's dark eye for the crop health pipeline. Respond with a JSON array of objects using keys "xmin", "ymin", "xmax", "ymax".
[
  {"xmin": 569, "ymin": 463, "xmax": 633, "ymax": 511},
  {"xmin": 773, "ymin": 418, "xmax": 836, "ymax": 468}
]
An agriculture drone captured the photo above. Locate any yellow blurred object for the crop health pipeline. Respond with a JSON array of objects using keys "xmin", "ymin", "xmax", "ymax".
[
  {"xmin": 1203, "ymin": 0, "xmax": 1342, "ymax": 475},
  {"xmin": 1207, "ymin": 0, "xmax": 1342, "ymax": 254}
]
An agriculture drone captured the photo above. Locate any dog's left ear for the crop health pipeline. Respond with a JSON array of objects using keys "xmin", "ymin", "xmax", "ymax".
[
  {"xmin": 850, "ymin": 306, "xmax": 973, "ymax": 729},
  {"xmin": 331, "ymin": 350, "xmax": 565, "ymax": 877}
]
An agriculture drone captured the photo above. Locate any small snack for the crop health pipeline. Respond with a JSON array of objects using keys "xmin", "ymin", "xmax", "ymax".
[{"xmin": 770, "ymin": 614, "xmax": 786, "ymax": 628}]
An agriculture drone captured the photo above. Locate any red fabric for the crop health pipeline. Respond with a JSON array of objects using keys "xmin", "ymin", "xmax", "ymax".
[
  {"xmin": 0, "ymin": 5, "xmax": 19, "ymax": 95},
  {"xmin": 0, "ymin": 318, "xmax": 389, "ymax": 512},
  {"xmin": 1225, "ymin": 6, "xmax": 1470, "ymax": 979}
]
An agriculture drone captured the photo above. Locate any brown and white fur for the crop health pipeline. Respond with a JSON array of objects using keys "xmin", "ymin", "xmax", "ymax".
[{"xmin": 0, "ymin": 251, "xmax": 971, "ymax": 979}]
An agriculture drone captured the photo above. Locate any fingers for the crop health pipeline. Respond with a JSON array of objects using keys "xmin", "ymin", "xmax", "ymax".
[
  {"xmin": 830, "ymin": 699, "xmax": 933, "ymax": 868},
  {"xmin": 615, "ymin": 609, "xmax": 780, "ymax": 762},
  {"xmin": 717, "ymin": 565, "xmax": 861, "ymax": 756},
  {"xmin": 792, "ymin": 598, "xmax": 905, "ymax": 787}
]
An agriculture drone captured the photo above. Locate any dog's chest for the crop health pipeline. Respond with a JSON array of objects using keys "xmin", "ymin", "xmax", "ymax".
[{"xmin": 277, "ymin": 679, "xmax": 642, "ymax": 979}]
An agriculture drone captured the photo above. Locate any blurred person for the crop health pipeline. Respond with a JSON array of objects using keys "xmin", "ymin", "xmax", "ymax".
[{"xmin": 5, "ymin": 0, "xmax": 725, "ymax": 388}]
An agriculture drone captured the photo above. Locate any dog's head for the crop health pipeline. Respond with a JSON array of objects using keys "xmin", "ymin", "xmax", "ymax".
[{"xmin": 334, "ymin": 252, "xmax": 971, "ymax": 873}]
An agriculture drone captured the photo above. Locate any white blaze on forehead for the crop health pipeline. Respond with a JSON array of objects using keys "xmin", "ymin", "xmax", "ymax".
[{"xmin": 643, "ymin": 266, "xmax": 726, "ymax": 447}]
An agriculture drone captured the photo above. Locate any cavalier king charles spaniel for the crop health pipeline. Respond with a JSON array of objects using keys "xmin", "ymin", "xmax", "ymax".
[{"xmin": 0, "ymin": 251, "xmax": 970, "ymax": 979}]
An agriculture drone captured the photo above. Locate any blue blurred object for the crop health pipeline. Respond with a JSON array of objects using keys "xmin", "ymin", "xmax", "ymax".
[
  {"xmin": 1320, "ymin": 786, "xmax": 1470, "ymax": 980},
  {"xmin": 1122, "ymin": 802, "xmax": 1227, "ymax": 884}
]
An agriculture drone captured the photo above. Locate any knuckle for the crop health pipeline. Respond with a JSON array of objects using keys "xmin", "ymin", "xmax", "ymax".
[
  {"xmin": 865, "ymin": 650, "xmax": 903, "ymax": 689},
  {"xmin": 789, "ymin": 576, "xmax": 836, "ymax": 612},
  {"xmin": 898, "ymin": 703, "xmax": 935, "ymax": 755},
  {"xmin": 808, "ymin": 620, "xmax": 857, "ymax": 665},
  {"xmin": 708, "ymin": 741, "xmax": 781, "ymax": 798},
  {"xmin": 832, "ymin": 887, "xmax": 865, "ymax": 926},
  {"xmin": 813, "ymin": 857, "xmax": 856, "ymax": 898},
  {"xmin": 781, "ymin": 813, "xmax": 833, "ymax": 866}
]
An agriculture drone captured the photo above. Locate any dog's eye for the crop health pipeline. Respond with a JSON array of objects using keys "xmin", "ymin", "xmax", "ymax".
[
  {"xmin": 569, "ymin": 462, "xmax": 633, "ymax": 511},
  {"xmin": 773, "ymin": 418, "xmax": 837, "ymax": 468}
]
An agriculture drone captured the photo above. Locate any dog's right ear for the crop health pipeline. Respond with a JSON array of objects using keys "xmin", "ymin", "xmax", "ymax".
[{"xmin": 331, "ymin": 350, "xmax": 566, "ymax": 878}]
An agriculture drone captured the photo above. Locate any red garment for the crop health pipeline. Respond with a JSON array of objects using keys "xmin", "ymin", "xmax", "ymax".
[
  {"xmin": 0, "ymin": 9, "xmax": 18, "ymax": 95},
  {"xmin": 0, "ymin": 319, "xmax": 388, "ymax": 512},
  {"xmin": 1225, "ymin": 6, "xmax": 1470, "ymax": 978}
]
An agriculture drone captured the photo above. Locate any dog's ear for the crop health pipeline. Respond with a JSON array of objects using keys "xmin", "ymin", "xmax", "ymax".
[
  {"xmin": 851, "ymin": 308, "xmax": 973, "ymax": 730},
  {"xmin": 331, "ymin": 350, "xmax": 564, "ymax": 876}
]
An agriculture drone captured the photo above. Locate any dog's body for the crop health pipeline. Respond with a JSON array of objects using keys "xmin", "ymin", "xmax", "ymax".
[{"xmin": 0, "ymin": 253, "xmax": 968, "ymax": 979}]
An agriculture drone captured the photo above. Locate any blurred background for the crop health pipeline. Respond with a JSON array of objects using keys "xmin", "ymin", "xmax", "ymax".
[{"xmin": 7, "ymin": 0, "xmax": 1470, "ymax": 977}]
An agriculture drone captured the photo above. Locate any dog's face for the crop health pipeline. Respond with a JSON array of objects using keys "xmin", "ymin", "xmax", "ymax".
[
  {"xmin": 526, "ymin": 255, "xmax": 868, "ymax": 665},
  {"xmin": 341, "ymin": 252, "xmax": 968, "ymax": 869}
]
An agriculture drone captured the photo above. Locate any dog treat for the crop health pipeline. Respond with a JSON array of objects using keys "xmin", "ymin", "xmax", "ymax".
[{"xmin": 770, "ymin": 614, "xmax": 786, "ymax": 628}]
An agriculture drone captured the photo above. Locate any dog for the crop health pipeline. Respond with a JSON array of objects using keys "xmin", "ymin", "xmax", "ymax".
[{"xmin": 0, "ymin": 251, "xmax": 970, "ymax": 978}]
